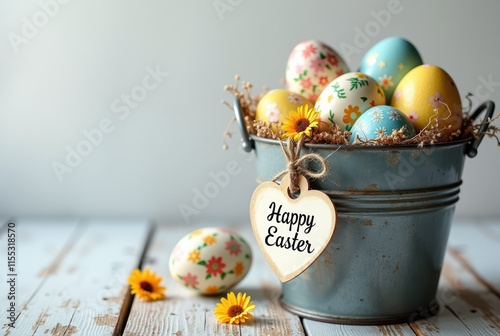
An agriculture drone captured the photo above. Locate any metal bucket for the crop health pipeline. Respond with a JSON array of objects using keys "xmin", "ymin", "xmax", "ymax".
[{"xmin": 234, "ymin": 98, "xmax": 495, "ymax": 324}]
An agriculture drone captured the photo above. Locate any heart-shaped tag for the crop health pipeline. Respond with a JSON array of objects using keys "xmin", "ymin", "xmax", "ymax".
[{"xmin": 250, "ymin": 174, "xmax": 337, "ymax": 283}]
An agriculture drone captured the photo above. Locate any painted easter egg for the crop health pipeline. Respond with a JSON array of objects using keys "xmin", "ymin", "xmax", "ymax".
[
  {"xmin": 358, "ymin": 37, "xmax": 423, "ymax": 104},
  {"xmin": 169, "ymin": 227, "xmax": 252, "ymax": 295},
  {"xmin": 314, "ymin": 72, "xmax": 386, "ymax": 131},
  {"xmin": 390, "ymin": 65, "xmax": 462, "ymax": 139},
  {"xmin": 255, "ymin": 89, "xmax": 312, "ymax": 124},
  {"xmin": 350, "ymin": 105, "xmax": 416, "ymax": 143},
  {"xmin": 286, "ymin": 40, "xmax": 349, "ymax": 103}
]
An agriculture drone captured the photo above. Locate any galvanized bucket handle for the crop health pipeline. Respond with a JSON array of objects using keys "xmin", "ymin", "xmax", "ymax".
[
  {"xmin": 234, "ymin": 98, "xmax": 255, "ymax": 152},
  {"xmin": 466, "ymin": 100, "xmax": 495, "ymax": 158},
  {"xmin": 233, "ymin": 97, "xmax": 496, "ymax": 156}
]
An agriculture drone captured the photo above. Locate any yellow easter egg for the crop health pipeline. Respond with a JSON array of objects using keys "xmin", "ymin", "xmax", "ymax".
[
  {"xmin": 256, "ymin": 89, "xmax": 313, "ymax": 124},
  {"xmin": 390, "ymin": 65, "xmax": 462, "ymax": 139}
]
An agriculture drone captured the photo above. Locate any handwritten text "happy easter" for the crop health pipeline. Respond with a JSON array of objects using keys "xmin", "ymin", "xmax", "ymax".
[{"xmin": 264, "ymin": 202, "xmax": 316, "ymax": 253}]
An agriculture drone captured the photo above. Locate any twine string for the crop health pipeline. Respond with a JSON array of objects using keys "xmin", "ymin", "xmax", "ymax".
[{"xmin": 272, "ymin": 137, "xmax": 328, "ymax": 194}]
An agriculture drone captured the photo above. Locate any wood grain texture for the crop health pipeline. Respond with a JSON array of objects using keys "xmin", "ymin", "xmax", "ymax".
[
  {"xmin": 448, "ymin": 220, "xmax": 500, "ymax": 297},
  {"xmin": 2, "ymin": 219, "xmax": 499, "ymax": 336},
  {"xmin": 0, "ymin": 218, "xmax": 80, "ymax": 335},
  {"xmin": 303, "ymin": 320, "xmax": 416, "ymax": 336},
  {"xmin": 2, "ymin": 219, "xmax": 149, "ymax": 336},
  {"xmin": 408, "ymin": 220, "xmax": 500, "ymax": 336},
  {"xmin": 302, "ymin": 220, "xmax": 500, "ymax": 336},
  {"xmin": 123, "ymin": 225, "xmax": 305, "ymax": 336}
]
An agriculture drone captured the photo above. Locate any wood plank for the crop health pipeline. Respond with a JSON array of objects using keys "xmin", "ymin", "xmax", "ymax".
[
  {"xmin": 406, "ymin": 221, "xmax": 500, "ymax": 335},
  {"xmin": 409, "ymin": 306, "xmax": 471, "ymax": 336},
  {"xmin": 4, "ymin": 219, "xmax": 150, "ymax": 336},
  {"xmin": 0, "ymin": 218, "xmax": 81, "ymax": 335},
  {"xmin": 302, "ymin": 319, "xmax": 416, "ymax": 336},
  {"xmin": 447, "ymin": 220, "xmax": 500, "ymax": 296},
  {"xmin": 123, "ymin": 225, "xmax": 305, "ymax": 336}
]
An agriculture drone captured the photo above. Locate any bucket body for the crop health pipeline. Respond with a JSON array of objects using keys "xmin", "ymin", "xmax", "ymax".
[
  {"xmin": 232, "ymin": 98, "xmax": 494, "ymax": 324},
  {"xmin": 253, "ymin": 137, "xmax": 466, "ymax": 324}
]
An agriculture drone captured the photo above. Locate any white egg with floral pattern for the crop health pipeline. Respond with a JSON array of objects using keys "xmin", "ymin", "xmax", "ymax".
[
  {"xmin": 169, "ymin": 227, "xmax": 252, "ymax": 295},
  {"xmin": 349, "ymin": 105, "xmax": 416, "ymax": 143}
]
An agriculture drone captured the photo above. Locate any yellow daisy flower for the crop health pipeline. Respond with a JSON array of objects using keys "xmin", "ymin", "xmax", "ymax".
[
  {"xmin": 214, "ymin": 292, "xmax": 256, "ymax": 324},
  {"xmin": 203, "ymin": 235, "xmax": 217, "ymax": 245},
  {"xmin": 187, "ymin": 249, "xmax": 201, "ymax": 263},
  {"xmin": 281, "ymin": 105, "xmax": 319, "ymax": 141},
  {"xmin": 128, "ymin": 268, "xmax": 166, "ymax": 302}
]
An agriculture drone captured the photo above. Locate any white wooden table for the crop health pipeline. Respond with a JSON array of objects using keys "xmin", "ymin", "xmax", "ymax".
[{"xmin": 1, "ymin": 218, "xmax": 500, "ymax": 336}]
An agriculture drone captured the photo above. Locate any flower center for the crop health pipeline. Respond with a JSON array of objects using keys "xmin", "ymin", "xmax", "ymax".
[
  {"xmin": 228, "ymin": 305, "xmax": 244, "ymax": 318},
  {"xmin": 295, "ymin": 118, "xmax": 310, "ymax": 132},
  {"xmin": 232, "ymin": 244, "xmax": 237, "ymax": 250},
  {"xmin": 140, "ymin": 281, "xmax": 153, "ymax": 292},
  {"xmin": 212, "ymin": 262, "xmax": 219, "ymax": 269}
]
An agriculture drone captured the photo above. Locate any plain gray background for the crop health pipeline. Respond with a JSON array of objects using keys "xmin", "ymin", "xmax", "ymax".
[{"xmin": 1, "ymin": 0, "xmax": 499, "ymax": 225}]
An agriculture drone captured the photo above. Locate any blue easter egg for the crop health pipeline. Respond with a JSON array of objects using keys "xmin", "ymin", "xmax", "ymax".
[
  {"xmin": 358, "ymin": 37, "xmax": 423, "ymax": 104},
  {"xmin": 350, "ymin": 105, "xmax": 416, "ymax": 143}
]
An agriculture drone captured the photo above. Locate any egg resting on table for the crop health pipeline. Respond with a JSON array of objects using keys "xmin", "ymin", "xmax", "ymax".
[
  {"xmin": 314, "ymin": 72, "xmax": 385, "ymax": 131},
  {"xmin": 286, "ymin": 40, "xmax": 349, "ymax": 104},
  {"xmin": 255, "ymin": 89, "xmax": 313, "ymax": 125},
  {"xmin": 169, "ymin": 227, "xmax": 252, "ymax": 295},
  {"xmin": 349, "ymin": 105, "xmax": 416, "ymax": 143},
  {"xmin": 358, "ymin": 36, "xmax": 423, "ymax": 104},
  {"xmin": 390, "ymin": 64, "xmax": 462, "ymax": 140}
]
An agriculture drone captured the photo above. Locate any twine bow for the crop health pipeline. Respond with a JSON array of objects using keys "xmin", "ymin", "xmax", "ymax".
[{"xmin": 272, "ymin": 137, "xmax": 328, "ymax": 194}]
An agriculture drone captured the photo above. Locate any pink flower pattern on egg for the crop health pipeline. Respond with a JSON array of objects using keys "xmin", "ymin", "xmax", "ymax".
[
  {"xmin": 429, "ymin": 92, "xmax": 444, "ymax": 108},
  {"xmin": 302, "ymin": 43, "xmax": 316, "ymax": 59},
  {"xmin": 225, "ymin": 239, "xmax": 242, "ymax": 256},
  {"xmin": 310, "ymin": 56, "xmax": 327, "ymax": 73},
  {"xmin": 408, "ymin": 110, "xmax": 419, "ymax": 123},
  {"xmin": 288, "ymin": 95, "xmax": 303, "ymax": 104},
  {"xmin": 295, "ymin": 64, "xmax": 303, "ymax": 74},
  {"xmin": 394, "ymin": 88, "xmax": 402, "ymax": 100},
  {"xmin": 266, "ymin": 102, "xmax": 280, "ymax": 122},
  {"xmin": 182, "ymin": 273, "xmax": 199, "ymax": 287},
  {"xmin": 327, "ymin": 53, "xmax": 338, "ymax": 66},
  {"xmin": 300, "ymin": 77, "xmax": 312, "ymax": 90}
]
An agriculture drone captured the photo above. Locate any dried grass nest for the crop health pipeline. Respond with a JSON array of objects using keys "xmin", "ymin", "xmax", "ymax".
[{"xmin": 221, "ymin": 75, "xmax": 500, "ymax": 149}]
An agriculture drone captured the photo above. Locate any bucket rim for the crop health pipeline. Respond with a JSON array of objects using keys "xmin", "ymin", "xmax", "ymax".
[{"xmin": 250, "ymin": 134, "xmax": 473, "ymax": 151}]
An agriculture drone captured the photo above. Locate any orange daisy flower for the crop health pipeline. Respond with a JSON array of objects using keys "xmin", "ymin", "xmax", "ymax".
[
  {"xmin": 234, "ymin": 262, "xmax": 244, "ymax": 276},
  {"xmin": 187, "ymin": 249, "xmax": 201, "ymax": 263},
  {"xmin": 343, "ymin": 105, "xmax": 361, "ymax": 126},
  {"xmin": 203, "ymin": 235, "xmax": 217, "ymax": 245},
  {"xmin": 128, "ymin": 268, "xmax": 166, "ymax": 302}
]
